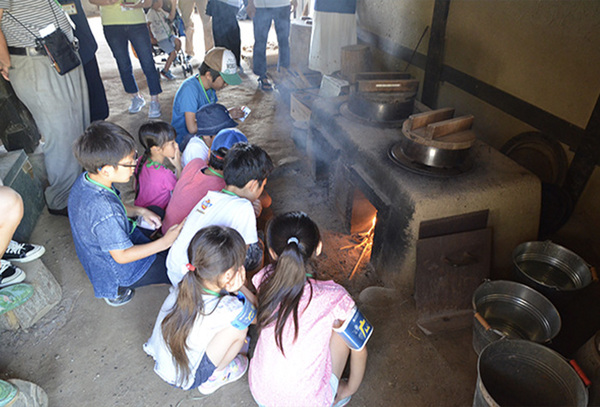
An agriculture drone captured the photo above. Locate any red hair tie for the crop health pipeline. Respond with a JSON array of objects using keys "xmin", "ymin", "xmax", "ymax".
[{"xmin": 186, "ymin": 263, "xmax": 196, "ymax": 271}]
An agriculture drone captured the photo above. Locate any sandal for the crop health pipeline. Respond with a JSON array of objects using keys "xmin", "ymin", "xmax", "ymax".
[{"xmin": 258, "ymin": 77, "xmax": 273, "ymax": 92}]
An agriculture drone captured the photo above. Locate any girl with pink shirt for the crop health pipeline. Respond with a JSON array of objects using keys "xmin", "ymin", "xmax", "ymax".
[
  {"xmin": 134, "ymin": 121, "xmax": 182, "ymax": 210},
  {"xmin": 249, "ymin": 212, "xmax": 369, "ymax": 407}
]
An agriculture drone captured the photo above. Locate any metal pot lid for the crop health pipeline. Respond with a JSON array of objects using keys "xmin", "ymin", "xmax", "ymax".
[
  {"xmin": 339, "ymin": 102, "xmax": 406, "ymax": 128},
  {"xmin": 388, "ymin": 142, "xmax": 473, "ymax": 177}
]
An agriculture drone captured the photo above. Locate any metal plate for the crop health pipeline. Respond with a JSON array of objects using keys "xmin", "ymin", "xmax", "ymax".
[{"xmin": 339, "ymin": 102, "xmax": 406, "ymax": 128}]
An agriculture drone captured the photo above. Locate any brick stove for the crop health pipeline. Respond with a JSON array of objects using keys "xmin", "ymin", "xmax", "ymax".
[{"xmin": 307, "ymin": 96, "xmax": 541, "ymax": 291}]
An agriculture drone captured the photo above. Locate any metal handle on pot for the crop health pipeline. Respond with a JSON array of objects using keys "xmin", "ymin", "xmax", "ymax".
[
  {"xmin": 443, "ymin": 252, "xmax": 478, "ymax": 268},
  {"xmin": 590, "ymin": 266, "xmax": 598, "ymax": 282},
  {"xmin": 474, "ymin": 312, "xmax": 492, "ymax": 331},
  {"xmin": 569, "ymin": 359, "xmax": 592, "ymax": 387}
]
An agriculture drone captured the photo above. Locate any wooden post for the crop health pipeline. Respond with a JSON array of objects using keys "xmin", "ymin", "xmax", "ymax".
[{"xmin": 422, "ymin": 0, "xmax": 451, "ymax": 108}]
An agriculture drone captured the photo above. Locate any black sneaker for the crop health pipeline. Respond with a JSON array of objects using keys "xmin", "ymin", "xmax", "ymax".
[
  {"xmin": 104, "ymin": 288, "xmax": 135, "ymax": 307},
  {"xmin": 2, "ymin": 240, "xmax": 45, "ymax": 263},
  {"xmin": 0, "ymin": 260, "xmax": 26, "ymax": 288}
]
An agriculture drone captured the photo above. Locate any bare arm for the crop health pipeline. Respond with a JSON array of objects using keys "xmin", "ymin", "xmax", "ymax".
[
  {"xmin": 0, "ymin": 10, "xmax": 11, "ymax": 81},
  {"xmin": 335, "ymin": 347, "xmax": 368, "ymax": 403},
  {"xmin": 109, "ymin": 221, "xmax": 183, "ymax": 264},
  {"xmin": 184, "ymin": 111, "xmax": 198, "ymax": 135}
]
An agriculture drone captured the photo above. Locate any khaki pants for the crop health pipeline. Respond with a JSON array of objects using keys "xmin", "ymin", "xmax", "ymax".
[
  {"xmin": 9, "ymin": 55, "xmax": 90, "ymax": 210},
  {"xmin": 179, "ymin": 0, "xmax": 214, "ymax": 56}
]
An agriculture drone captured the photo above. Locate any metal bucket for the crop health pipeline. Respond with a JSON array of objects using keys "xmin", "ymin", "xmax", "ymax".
[
  {"xmin": 574, "ymin": 331, "xmax": 600, "ymax": 406},
  {"xmin": 472, "ymin": 280, "xmax": 561, "ymax": 355},
  {"xmin": 474, "ymin": 339, "xmax": 588, "ymax": 406},
  {"xmin": 513, "ymin": 241, "xmax": 593, "ymax": 302}
]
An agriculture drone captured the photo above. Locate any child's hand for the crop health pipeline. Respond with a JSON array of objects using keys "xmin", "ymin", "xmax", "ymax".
[
  {"xmin": 228, "ymin": 107, "xmax": 245, "ymax": 120},
  {"xmin": 251, "ymin": 198, "xmax": 262, "ymax": 217},
  {"xmin": 141, "ymin": 209, "xmax": 162, "ymax": 229},
  {"xmin": 162, "ymin": 220, "xmax": 185, "ymax": 246},
  {"xmin": 167, "ymin": 147, "xmax": 182, "ymax": 176}
]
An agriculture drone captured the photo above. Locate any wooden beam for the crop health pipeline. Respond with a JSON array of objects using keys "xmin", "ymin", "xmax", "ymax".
[{"xmin": 421, "ymin": 0, "xmax": 451, "ymax": 108}]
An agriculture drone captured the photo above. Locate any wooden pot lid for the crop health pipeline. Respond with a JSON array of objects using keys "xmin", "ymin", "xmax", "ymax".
[{"xmin": 402, "ymin": 108, "xmax": 477, "ymax": 151}]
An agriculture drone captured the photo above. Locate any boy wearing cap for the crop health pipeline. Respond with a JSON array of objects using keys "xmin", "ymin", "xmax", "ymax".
[
  {"xmin": 162, "ymin": 128, "xmax": 248, "ymax": 234},
  {"xmin": 181, "ymin": 103, "xmax": 238, "ymax": 167},
  {"xmin": 171, "ymin": 47, "xmax": 245, "ymax": 146}
]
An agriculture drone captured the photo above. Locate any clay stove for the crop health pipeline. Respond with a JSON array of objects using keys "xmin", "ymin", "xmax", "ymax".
[{"xmin": 307, "ymin": 96, "xmax": 541, "ymax": 291}]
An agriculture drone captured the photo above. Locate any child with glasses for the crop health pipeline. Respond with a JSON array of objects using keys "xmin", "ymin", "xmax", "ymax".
[{"xmin": 68, "ymin": 121, "xmax": 184, "ymax": 307}]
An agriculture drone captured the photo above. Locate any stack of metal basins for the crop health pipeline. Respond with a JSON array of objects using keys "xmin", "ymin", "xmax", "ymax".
[{"xmin": 471, "ymin": 240, "xmax": 596, "ymax": 406}]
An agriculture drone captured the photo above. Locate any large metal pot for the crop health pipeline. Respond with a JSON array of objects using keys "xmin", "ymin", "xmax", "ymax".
[
  {"xmin": 396, "ymin": 132, "xmax": 472, "ymax": 169},
  {"xmin": 347, "ymin": 90, "xmax": 416, "ymax": 123},
  {"xmin": 513, "ymin": 241, "xmax": 593, "ymax": 303},
  {"xmin": 474, "ymin": 339, "xmax": 588, "ymax": 407},
  {"xmin": 471, "ymin": 280, "xmax": 561, "ymax": 355}
]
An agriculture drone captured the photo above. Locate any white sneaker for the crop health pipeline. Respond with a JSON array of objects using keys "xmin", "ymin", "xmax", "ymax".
[
  {"xmin": 148, "ymin": 100, "xmax": 161, "ymax": 118},
  {"xmin": 2, "ymin": 240, "xmax": 45, "ymax": 263},
  {"xmin": 0, "ymin": 260, "xmax": 26, "ymax": 288},
  {"xmin": 128, "ymin": 95, "xmax": 146, "ymax": 114},
  {"xmin": 198, "ymin": 354, "xmax": 248, "ymax": 395}
]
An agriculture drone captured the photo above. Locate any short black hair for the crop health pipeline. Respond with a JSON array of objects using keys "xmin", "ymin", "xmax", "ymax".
[
  {"xmin": 73, "ymin": 121, "xmax": 136, "ymax": 174},
  {"xmin": 199, "ymin": 62, "xmax": 220, "ymax": 82},
  {"xmin": 208, "ymin": 146, "xmax": 228, "ymax": 171},
  {"xmin": 223, "ymin": 142, "xmax": 274, "ymax": 188}
]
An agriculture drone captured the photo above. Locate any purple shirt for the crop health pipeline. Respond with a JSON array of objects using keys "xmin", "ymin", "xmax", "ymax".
[{"xmin": 134, "ymin": 159, "xmax": 177, "ymax": 210}]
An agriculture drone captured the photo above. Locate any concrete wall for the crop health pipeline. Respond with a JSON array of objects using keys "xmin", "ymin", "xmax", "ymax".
[{"xmin": 359, "ymin": 0, "xmax": 600, "ymax": 239}]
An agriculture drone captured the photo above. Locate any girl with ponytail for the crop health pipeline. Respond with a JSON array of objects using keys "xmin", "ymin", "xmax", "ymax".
[
  {"xmin": 133, "ymin": 121, "xmax": 182, "ymax": 211},
  {"xmin": 144, "ymin": 226, "xmax": 256, "ymax": 394},
  {"xmin": 249, "ymin": 212, "xmax": 369, "ymax": 407}
]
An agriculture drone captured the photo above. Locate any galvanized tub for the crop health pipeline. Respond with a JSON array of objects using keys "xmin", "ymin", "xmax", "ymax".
[
  {"xmin": 513, "ymin": 241, "xmax": 593, "ymax": 302},
  {"xmin": 574, "ymin": 331, "xmax": 600, "ymax": 406},
  {"xmin": 474, "ymin": 339, "xmax": 588, "ymax": 406},
  {"xmin": 472, "ymin": 280, "xmax": 561, "ymax": 355}
]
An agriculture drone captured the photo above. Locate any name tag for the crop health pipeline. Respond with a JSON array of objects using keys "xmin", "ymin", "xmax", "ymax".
[
  {"xmin": 230, "ymin": 292, "xmax": 256, "ymax": 330},
  {"xmin": 39, "ymin": 23, "xmax": 56, "ymax": 38},
  {"xmin": 61, "ymin": 3, "xmax": 77, "ymax": 15},
  {"xmin": 334, "ymin": 306, "xmax": 373, "ymax": 351}
]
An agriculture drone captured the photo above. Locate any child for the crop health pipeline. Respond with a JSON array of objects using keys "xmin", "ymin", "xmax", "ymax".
[
  {"xmin": 249, "ymin": 212, "xmax": 369, "ymax": 407},
  {"xmin": 144, "ymin": 226, "xmax": 255, "ymax": 394},
  {"xmin": 146, "ymin": 0, "xmax": 182, "ymax": 80},
  {"xmin": 171, "ymin": 47, "xmax": 245, "ymax": 146},
  {"xmin": 134, "ymin": 121, "xmax": 182, "ymax": 211},
  {"xmin": 161, "ymin": 128, "xmax": 248, "ymax": 234},
  {"xmin": 166, "ymin": 142, "xmax": 274, "ymax": 286},
  {"xmin": 68, "ymin": 121, "xmax": 184, "ymax": 306},
  {"xmin": 181, "ymin": 103, "xmax": 238, "ymax": 167}
]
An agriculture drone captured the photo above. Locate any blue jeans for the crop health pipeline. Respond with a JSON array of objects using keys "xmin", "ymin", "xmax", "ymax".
[
  {"xmin": 252, "ymin": 5, "xmax": 290, "ymax": 79},
  {"xmin": 103, "ymin": 23, "xmax": 162, "ymax": 96}
]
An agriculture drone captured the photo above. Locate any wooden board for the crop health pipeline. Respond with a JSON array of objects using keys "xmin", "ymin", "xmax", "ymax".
[
  {"xmin": 415, "ymin": 227, "xmax": 492, "ymax": 335},
  {"xmin": 405, "ymin": 107, "xmax": 455, "ymax": 130},
  {"xmin": 357, "ymin": 78, "xmax": 419, "ymax": 93},
  {"xmin": 425, "ymin": 115, "xmax": 474, "ymax": 139}
]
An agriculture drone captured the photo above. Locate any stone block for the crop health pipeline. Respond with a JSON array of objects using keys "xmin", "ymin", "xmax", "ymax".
[{"xmin": 0, "ymin": 260, "xmax": 62, "ymax": 331}]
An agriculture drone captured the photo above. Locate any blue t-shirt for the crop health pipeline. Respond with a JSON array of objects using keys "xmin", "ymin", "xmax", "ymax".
[
  {"xmin": 171, "ymin": 75, "xmax": 218, "ymax": 145},
  {"xmin": 68, "ymin": 173, "xmax": 155, "ymax": 298}
]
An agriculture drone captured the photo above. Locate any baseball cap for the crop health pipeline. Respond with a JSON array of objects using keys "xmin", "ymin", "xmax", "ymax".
[
  {"xmin": 204, "ymin": 47, "xmax": 242, "ymax": 86},
  {"xmin": 195, "ymin": 103, "xmax": 238, "ymax": 136},
  {"xmin": 211, "ymin": 128, "xmax": 248, "ymax": 152}
]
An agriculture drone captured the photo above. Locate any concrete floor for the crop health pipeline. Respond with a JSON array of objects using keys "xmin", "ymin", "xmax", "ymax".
[{"xmin": 0, "ymin": 12, "xmax": 596, "ymax": 407}]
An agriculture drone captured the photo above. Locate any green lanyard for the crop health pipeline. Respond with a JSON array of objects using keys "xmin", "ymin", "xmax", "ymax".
[
  {"xmin": 145, "ymin": 158, "xmax": 164, "ymax": 169},
  {"xmin": 221, "ymin": 188, "xmax": 238, "ymax": 197},
  {"xmin": 306, "ymin": 273, "xmax": 314, "ymax": 278},
  {"xmin": 198, "ymin": 76, "xmax": 216, "ymax": 104},
  {"xmin": 85, "ymin": 173, "xmax": 137, "ymax": 235},
  {"xmin": 207, "ymin": 167, "xmax": 224, "ymax": 178},
  {"xmin": 202, "ymin": 287, "xmax": 222, "ymax": 297}
]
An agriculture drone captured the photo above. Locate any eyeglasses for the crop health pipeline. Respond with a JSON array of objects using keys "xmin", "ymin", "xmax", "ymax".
[{"xmin": 117, "ymin": 152, "xmax": 139, "ymax": 168}]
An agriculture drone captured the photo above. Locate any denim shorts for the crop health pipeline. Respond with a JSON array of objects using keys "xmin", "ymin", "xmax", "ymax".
[
  {"xmin": 190, "ymin": 353, "xmax": 216, "ymax": 388},
  {"xmin": 254, "ymin": 374, "xmax": 339, "ymax": 407},
  {"xmin": 157, "ymin": 36, "xmax": 176, "ymax": 54}
]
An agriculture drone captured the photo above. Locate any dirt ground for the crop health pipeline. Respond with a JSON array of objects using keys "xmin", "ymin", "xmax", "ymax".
[{"xmin": 0, "ymin": 15, "xmax": 481, "ymax": 407}]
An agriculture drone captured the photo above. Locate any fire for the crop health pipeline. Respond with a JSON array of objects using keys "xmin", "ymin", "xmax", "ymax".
[{"xmin": 340, "ymin": 216, "xmax": 377, "ymax": 279}]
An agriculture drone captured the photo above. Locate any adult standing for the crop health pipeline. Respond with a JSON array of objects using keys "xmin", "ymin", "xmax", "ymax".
[
  {"xmin": 89, "ymin": 0, "xmax": 163, "ymax": 118},
  {"xmin": 58, "ymin": 0, "xmax": 109, "ymax": 121},
  {"xmin": 246, "ymin": 0, "xmax": 295, "ymax": 91},
  {"xmin": 308, "ymin": 0, "xmax": 357, "ymax": 75},
  {"xmin": 210, "ymin": 0, "xmax": 242, "ymax": 69},
  {"xmin": 0, "ymin": 0, "xmax": 90, "ymax": 215},
  {"xmin": 178, "ymin": 0, "xmax": 214, "ymax": 58}
]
